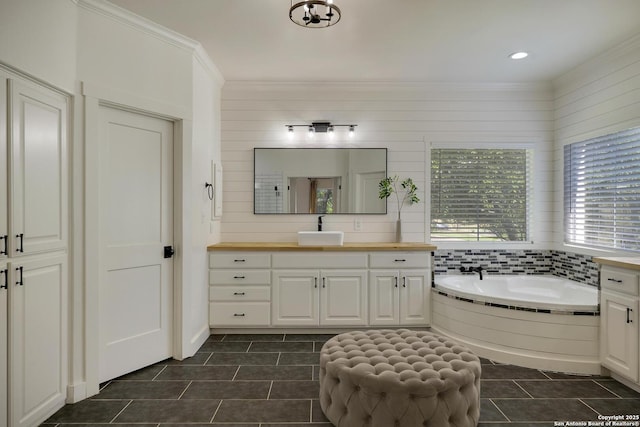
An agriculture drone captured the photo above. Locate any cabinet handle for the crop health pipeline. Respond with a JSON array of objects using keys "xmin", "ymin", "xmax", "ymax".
[
  {"xmin": 402, "ymin": 276, "xmax": 406, "ymax": 287},
  {"xmin": 16, "ymin": 266, "xmax": 23, "ymax": 286},
  {"xmin": 394, "ymin": 276, "xmax": 398, "ymax": 288},
  {"xmin": 16, "ymin": 233, "xmax": 24, "ymax": 253},
  {"xmin": 233, "ymin": 259, "xmax": 246, "ymax": 263},
  {"xmin": 233, "ymin": 313, "xmax": 245, "ymax": 317},
  {"xmin": 0, "ymin": 269, "xmax": 7, "ymax": 290},
  {"xmin": 314, "ymin": 277, "xmax": 318, "ymax": 288},
  {"xmin": 627, "ymin": 308, "xmax": 633, "ymax": 324},
  {"xmin": 322, "ymin": 277, "xmax": 326, "ymax": 288},
  {"xmin": 607, "ymin": 278, "xmax": 623, "ymax": 283},
  {"xmin": 233, "ymin": 292, "xmax": 245, "ymax": 296},
  {"xmin": 394, "ymin": 259, "xmax": 406, "ymax": 262},
  {"xmin": 0, "ymin": 235, "xmax": 7, "ymax": 255},
  {"xmin": 233, "ymin": 275, "xmax": 246, "ymax": 279}
]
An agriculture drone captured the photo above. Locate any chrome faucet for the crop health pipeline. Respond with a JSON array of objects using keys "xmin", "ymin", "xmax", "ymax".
[{"xmin": 318, "ymin": 215, "xmax": 324, "ymax": 231}]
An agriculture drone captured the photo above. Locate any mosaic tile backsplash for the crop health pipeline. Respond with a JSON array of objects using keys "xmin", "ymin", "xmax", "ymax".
[{"xmin": 433, "ymin": 249, "xmax": 599, "ymax": 287}]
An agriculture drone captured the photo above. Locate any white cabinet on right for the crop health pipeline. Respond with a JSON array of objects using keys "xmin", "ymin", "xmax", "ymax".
[
  {"xmin": 600, "ymin": 265, "xmax": 639, "ymax": 383},
  {"xmin": 369, "ymin": 252, "xmax": 430, "ymax": 326}
]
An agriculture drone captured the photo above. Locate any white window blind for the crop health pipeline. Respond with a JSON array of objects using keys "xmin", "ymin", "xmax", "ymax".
[
  {"xmin": 431, "ymin": 148, "xmax": 530, "ymax": 242},
  {"xmin": 564, "ymin": 127, "xmax": 640, "ymax": 252}
]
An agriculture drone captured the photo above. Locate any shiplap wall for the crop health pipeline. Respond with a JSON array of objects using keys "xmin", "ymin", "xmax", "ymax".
[
  {"xmin": 553, "ymin": 35, "xmax": 640, "ymax": 254},
  {"xmin": 221, "ymin": 82, "xmax": 554, "ymax": 245}
]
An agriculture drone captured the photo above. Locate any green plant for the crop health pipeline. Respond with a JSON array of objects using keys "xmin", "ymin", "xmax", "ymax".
[{"xmin": 378, "ymin": 175, "xmax": 420, "ymax": 218}]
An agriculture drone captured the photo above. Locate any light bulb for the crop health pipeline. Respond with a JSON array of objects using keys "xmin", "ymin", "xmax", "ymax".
[
  {"xmin": 287, "ymin": 126, "xmax": 294, "ymax": 139},
  {"xmin": 328, "ymin": 125, "xmax": 334, "ymax": 138},
  {"xmin": 349, "ymin": 125, "xmax": 355, "ymax": 137},
  {"xmin": 308, "ymin": 125, "xmax": 314, "ymax": 137},
  {"xmin": 509, "ymin": 51, "xmax": 528, "ymax": 60}
]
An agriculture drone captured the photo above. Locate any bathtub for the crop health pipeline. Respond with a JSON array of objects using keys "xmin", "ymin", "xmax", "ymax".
[
  {"xmin": 433, "ymin": 274, "xmax": 598, "ymax": 313},
  {"xmin": 430, "ymin": 274, "xmax": 601, "ymax": 374}
]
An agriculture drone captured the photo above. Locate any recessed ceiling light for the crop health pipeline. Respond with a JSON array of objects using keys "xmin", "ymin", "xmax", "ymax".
[{"xmin": 509, "ymin": 52, "xmax": 529, "ymax": 60}]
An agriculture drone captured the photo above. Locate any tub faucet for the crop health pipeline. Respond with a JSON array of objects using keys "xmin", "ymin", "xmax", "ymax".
[
  {"xmin": 471, "ymin": 266, "xmax": 484, "ymax": 280},
  {"xmin": 460, "ymin": 265, "xmax": 484, "ymax": 280},
  {"xmin": 318, "ymin": 215, "xmax": 324, "ymax": 231}
]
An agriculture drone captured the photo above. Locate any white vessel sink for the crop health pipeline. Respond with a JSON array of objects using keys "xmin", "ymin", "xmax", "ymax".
[{"xmin": 297, "ymin": 231, "xmax": 344, "ymax": 246}]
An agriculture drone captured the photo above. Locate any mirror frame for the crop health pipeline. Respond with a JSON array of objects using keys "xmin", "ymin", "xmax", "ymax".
[{"xmin": 253, "ymin": 147, "xmax": 388, "ymax": 215}]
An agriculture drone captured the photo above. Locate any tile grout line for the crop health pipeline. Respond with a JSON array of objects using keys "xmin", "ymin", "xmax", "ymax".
[
  {"xmin": 579, "ymin": 398, "xmax": 603, "ymax": 417},
  {"xmin": 108, "ymin": 399, "xmax": 133, "ymax": 423},
  {"xmin": 512, "ymin": 380, "xmax": 535, "ymax": 399},
  {"xmin": 209, "ymin": 399, "xmax": 223, "ymax": 423},
  {"xmin": 309, "ymin": 399, "xmax": 313, "ymax": 423},
  {"xmin": 276, "ymin": 351, "xmax": 282, "ymax": 366},
  {"xmin": 177, "ymin": 380, "xmax": 192, "ymax": 399},
  {"xmin": 231, "ymin": 365, "xmax": 241, "ymax": 381},
  {"xmin": 592, "ymin": 379, "xmax": 624, "ymax": 398},
  {"xmin": 489, "ymin": 398, "xmax": 512, "ymax": 423},
  {"xmin": 267, "ymin": 380, "xmax": 274, "ymax": 400},
  {"xmin": 151, "ymin": 365, "xmax": 167, "ymax": 381}
]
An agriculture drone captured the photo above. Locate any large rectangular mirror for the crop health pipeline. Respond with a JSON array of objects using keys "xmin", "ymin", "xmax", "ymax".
[{"xmin": 254, "ymin": 148, "xmax": 387, "ymax": 214}]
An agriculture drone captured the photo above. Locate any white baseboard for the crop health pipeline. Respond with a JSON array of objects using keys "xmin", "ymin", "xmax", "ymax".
[{"xmin": 66, "ymin": 382, "xmax": 87, "ymax": 403}]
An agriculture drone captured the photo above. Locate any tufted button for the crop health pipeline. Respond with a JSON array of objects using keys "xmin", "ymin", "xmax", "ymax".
[
  {"xmin": 355, "ymin": 385, "xmax": 360, "ymax": 391},
  {"xmin": 380, "ymin": 392, "xmax": 386, "ymax": 398}
]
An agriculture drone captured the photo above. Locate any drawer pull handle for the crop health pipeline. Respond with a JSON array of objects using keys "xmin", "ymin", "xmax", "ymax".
[
  {"xmin": 233, "ymin": 313, "xmax": 245, "ymax": 317},
  {"xmin": 628, "ymin": 308, "xmax": 633, "ymax": 324},
  {"xmin": 233, "ymin": 292, "xmax": 245, "ymax": 296},
  {"xmin": 233, "ymin": 275, "xmax": 246, "ymax": 279},
  {"xmin": 234, "ymin": 259, "xmax": 246, "ymax": 263},
  {"xmin": 394, "ymin": 259, "xmax": 406, "ymax": 262},
  {"xmin": 607, "ymin": 278, "xmax": 623, "ymax": 283}
]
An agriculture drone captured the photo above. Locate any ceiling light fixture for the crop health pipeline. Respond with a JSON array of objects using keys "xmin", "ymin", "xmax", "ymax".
[
  {"xmin": 286, "ymin": 122, "xmax": 357, "ymax": 136},
  {"xmin": 289, "ymin": 1, "xmax": 342, "ymax": 28},
  {"xmin": 509, "ymin": 51, "xmax": 529, "ymax": 60}
]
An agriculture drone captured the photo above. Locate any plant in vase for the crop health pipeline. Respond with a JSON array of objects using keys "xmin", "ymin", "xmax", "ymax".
[{"xmin": 378, "ymin": 175, "xmax": 420, "ymax": 242}]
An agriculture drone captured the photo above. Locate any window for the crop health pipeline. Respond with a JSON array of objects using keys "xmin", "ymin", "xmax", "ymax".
[
  {"xmin": 431, "ymin": 148, "xmax": 530, "ymax": 242},
  {"xmin": 564, "ymin": 127, "xmax": 640, "ymax": 252}
]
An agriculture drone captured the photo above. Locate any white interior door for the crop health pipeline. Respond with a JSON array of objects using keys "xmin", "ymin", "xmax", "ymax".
[
  {"xmin": 357, "ymin": 171, "xmax": 385, "ymax": 213},
  {"xmin": 98, "ymin": 106, "xmax": 174, "ymax": 382}
]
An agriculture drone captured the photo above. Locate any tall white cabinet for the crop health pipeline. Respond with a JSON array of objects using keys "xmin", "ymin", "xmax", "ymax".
[
  {"xmin": 0, "ymin": 70, "xmax": 69, "ymax": 427},
  {"xmin": 598, "ymin": 262, "xmax": 639, "ymax": 386}
]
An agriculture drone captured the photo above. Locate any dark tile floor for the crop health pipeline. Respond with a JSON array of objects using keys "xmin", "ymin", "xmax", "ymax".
[{"xmin": 43, "ymin": 333, "xmax": 640, "ymax": 427}]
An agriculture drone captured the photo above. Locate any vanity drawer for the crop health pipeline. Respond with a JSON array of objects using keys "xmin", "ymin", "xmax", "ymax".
[
  {"xmin": 601, "ymin": 266, "xmax": 639, "ymax": 295},
  {"xmin": 210, "ymin": 252, "xmax": 271, "ymax": 269},
  {"xmin": 369, "ymin": 253, "xmax": 429, "ymax": 269},
  {"xmin": 272, "ymin": 252, "xmax": 367, "ymax": 269},
  {"xmin": 210, "ymin": 270, "xmax": 271, "ymax": 285},
  {"xmin": 209, "ymin": 286, "xmax": 271, "ymax": 301},
  {"xmin": 210, "ymin": 302, "xmax": 271, "ymax": 326}
]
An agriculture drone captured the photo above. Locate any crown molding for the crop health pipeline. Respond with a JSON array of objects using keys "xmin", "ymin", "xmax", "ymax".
[
  {"xmin": 76, "ymin": 0, "xmax": 224, "ymax": 85},
  {"xmin": 222, "ymin": 80, "xmax": 552, "ymax": 94}
]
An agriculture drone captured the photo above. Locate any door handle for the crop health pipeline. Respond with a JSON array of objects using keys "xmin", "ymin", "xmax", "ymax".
[
  {"xmin": 0, "ymin": 269, "xmax": 7, "ymax": 290},
  {"xmin": 163, "ymin": 245, "xmax": 174, "ymax": 259},
  {"xmin": 16, "ymin": 266, "xmax": 23, "ymax": 286},
  {"xmin": 16, "ymin": 233, "xmax": 24, "ymax": 253}
]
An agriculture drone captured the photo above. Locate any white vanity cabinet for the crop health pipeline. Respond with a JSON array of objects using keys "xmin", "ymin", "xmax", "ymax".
[
  {"xmin": 369, "ymin": 253, "xmax": 430, "ymax": 326},
  {"xmin": 272, "ymin": 252, "xmax": 368, "ymax": 326},
  {"xmin": 208, "ymin": 244, "xmax": 434, "ymax": 330},
  {"xmin": 599, "ymin": 265, "xmax": 639, "ymax": 383},
  {"xmin": 209, "ymin": 252, "xmax": 271, "ymax": 326}
]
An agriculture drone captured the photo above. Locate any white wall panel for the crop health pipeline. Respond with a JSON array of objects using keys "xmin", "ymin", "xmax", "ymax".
[
  {"xmin": 553, "ymin": 35, "xmax": 640, "ymax": 253},
  {"xmin": 221, "ymin": 82, "xmax": 554, "ymax": 246}
]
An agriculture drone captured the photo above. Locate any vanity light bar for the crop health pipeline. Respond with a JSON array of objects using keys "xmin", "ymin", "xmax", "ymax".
[{"xmin": 286, "ymin": 122, "xmax": 357, "ymax": 134}]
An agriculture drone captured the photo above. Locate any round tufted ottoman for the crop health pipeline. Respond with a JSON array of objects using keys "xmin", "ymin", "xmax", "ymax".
[{"xmin": 319, "ymin": 329, "xmax": 481, "ymax": 427}]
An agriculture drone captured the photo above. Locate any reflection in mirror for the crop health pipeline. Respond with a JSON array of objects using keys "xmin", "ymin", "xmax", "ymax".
[{"xmin": 254, "ymin": 148, "xmax": 387, "ymax": 214}]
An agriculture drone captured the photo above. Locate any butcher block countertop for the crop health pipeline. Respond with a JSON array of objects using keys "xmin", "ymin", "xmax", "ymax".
[
  {"xmin": 207, "ymin": 242, "xmax": 437, "ymax": 252},
  {"xmin": 593, "ymin": 257, "xmax": 640, "ymax": 271}
]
